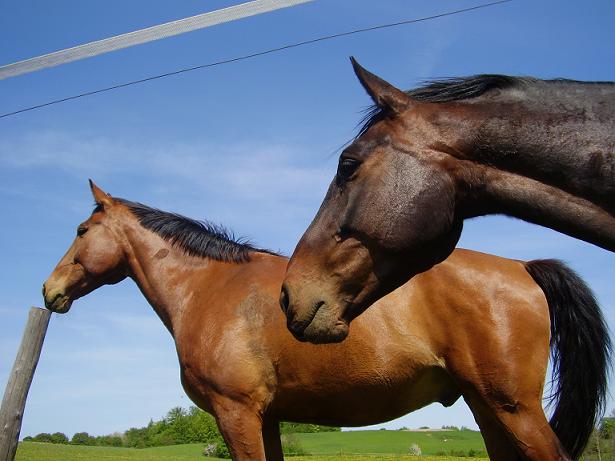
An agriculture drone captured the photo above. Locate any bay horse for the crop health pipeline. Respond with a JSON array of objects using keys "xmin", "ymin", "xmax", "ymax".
[
  {"xmin": 281, "ymin": 58, "xmax": 615, "ymax": 347},
  {"xmin": 43, "ymin": 181, "xmax": 609, "ymax": 460}
]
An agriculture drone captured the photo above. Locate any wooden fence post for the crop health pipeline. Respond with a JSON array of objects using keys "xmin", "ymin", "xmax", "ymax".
[{"xmin": 0, "ymin": 307, "xmax": 51, "ymax": 461}]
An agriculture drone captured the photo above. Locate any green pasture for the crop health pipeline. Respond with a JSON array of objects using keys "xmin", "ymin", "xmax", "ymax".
[
  {"xmin": 16, "ymin": 442, "xmax": 205, "ymax": 461},
  {"xmin": 295, "ymin": 430, "xmax": 486, "ymax": 456},
  {"xmin": 15, "ymin": 429, "xmax": 488, "ymax": 460},
  {"xmin": 15, "ymin": 442, "xmax": 486, "ymax": 461},
  {"xmin": 294, "ymin": 457, "xmax": 484, "ymax": 461}
]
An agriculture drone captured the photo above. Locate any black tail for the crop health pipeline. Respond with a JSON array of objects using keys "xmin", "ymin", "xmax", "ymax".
[{"xmin": 525, "ymin": 259, "xmax": 611, "ymax": 459}]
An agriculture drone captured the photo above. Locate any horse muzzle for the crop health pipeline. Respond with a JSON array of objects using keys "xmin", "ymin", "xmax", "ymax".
[
  {"xmin": 42, "ymin": 284, "xmax": 73, "ymax": 313},
  {"xmin": 281, "ymin": 283, "xmax": 349, "ymax": 344}
]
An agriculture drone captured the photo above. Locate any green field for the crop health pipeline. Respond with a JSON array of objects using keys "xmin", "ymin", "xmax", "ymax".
[
  {"xmin": 295, "ymin": 430, "xmax": 486, "ymax": 456},
  {"xmin": 16, "ymin": 443, "xmax": 485, "ymax": 461},
  {"xmin": 16, "ymin": 442, "xmax": 207, "ymax": 461},
  {"xmin": 15, "ymin": 430, "xmax": 487, "ymax": 460}
]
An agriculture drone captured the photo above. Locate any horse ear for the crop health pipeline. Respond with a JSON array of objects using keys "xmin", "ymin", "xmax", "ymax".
[
  {"xmin": 89, "ymin": 179, "xmax": 113, "ymax": 208},
  {"xmin": 350, "ymin": 57, "xmax": 411, "ymax": 114}
]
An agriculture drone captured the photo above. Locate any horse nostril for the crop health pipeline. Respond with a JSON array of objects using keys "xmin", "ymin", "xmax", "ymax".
[
  {"xmin": 279, "ymin": 284, "xmax": 290, "ymax": 315},
  {"xmin": 42, "ymin": 283, "xmax": 47, "ymax": 298}
]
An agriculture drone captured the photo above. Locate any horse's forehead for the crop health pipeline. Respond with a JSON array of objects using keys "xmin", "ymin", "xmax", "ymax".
[
  {"xmin": 84, "ymin": 207, "xmax": 115, "ymax": 227},
  {"xmin": 86, "ymin": 210, "xmax": 105, "ymax": 223},
  {"xmin": 348, "ymin": 121, "xmax": 402, "ymax": 154},
  {"xmin": 346, "ymin": 136, "xmax": 386, "ymax": 158},
  {"xmin": 370, "ymin": 111, "xmax": 431, "ymax": 141}
]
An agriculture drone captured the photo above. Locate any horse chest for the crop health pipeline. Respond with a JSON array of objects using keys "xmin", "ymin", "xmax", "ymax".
[{"xmin": 175, "ymin": 326, "xmax": 276, "ymax": 408}]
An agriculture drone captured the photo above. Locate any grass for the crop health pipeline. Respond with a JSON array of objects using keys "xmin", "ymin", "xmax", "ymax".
[
  {"xmin": 292, "ymin": 457, "xmax": 485, "ymax": 461},
  {"xmin": 294, "ymin": 430, "xmax": 486, "ymax": 456},
  {"xmin": 16, "ymin": 428, "xmax": 611, "ymax": 460},
  {"xmin": 16, "ymin": 442, "xmax": 208, "ymax": 461},
  {"xmin": 16, "ymin": 443, "xmax": 487, "ymax": 460},
  {"xmin": 15, "ymin": 430, "xmax": 488, "ymax": 460}
]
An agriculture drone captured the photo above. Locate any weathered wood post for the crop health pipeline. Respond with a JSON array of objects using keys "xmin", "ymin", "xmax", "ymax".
[{"xmin": 0, "ymin": 307, "xmax": 51, "ymax": 461}]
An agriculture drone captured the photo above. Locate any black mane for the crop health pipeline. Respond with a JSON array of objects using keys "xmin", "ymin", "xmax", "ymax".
[
  {"xmin": 357, "ymin": 74, "xmax": 615, "ymax": 137},
  {"xmin": 357, "ymin": 74, "xmax": 530, "ymax": 137},
  {"xmin": 407, "ymin": 74, "xmax": 525, "ymax": 103},
  {"xmin": 115, "ymin": 198, "xmax": 276, "ymax": 263}
]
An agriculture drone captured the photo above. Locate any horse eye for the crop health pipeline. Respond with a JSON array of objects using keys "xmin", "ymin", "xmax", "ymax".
[
  {"xmin": 337, "ymin": 157, "xmax": 360, "ymax": 182},
  {"xmin": 77, "ymin": 226, "xmax": 88, "ymax": 237}
]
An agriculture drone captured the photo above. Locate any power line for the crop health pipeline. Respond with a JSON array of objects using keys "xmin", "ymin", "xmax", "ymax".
[
  {"xmin": 0, "ymin": 0, "xmax": 512, "ymax": 120},
  {"xmin": 0, "ymin": 0, "xmax": 314, "ymax": 80}
]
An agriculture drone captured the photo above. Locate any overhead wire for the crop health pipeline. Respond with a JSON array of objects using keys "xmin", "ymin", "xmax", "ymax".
[
  {"xmin": 0, "ymin": 0, "xmax": 315, "ymax": 80},
  {"xmin": 0, "ymin": 0, "xmax": 512, "ymax": 119}
]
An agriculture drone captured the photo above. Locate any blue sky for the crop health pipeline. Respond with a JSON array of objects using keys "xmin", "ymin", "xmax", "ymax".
[{"xmin": 1, "ymin": 0, "xmax": 614, "ymax": 438}]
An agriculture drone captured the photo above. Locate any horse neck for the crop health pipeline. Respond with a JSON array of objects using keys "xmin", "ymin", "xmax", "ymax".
[
  {"xmin": 448, "ymin": 82, "xmax": 615, "ymax": 250},
  {"xmin": 118, "ymin": 218, "xmax": 225, "ymax": 336}
]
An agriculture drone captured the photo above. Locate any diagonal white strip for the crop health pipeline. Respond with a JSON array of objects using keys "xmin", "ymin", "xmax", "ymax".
[{"xmin": 0, "ymin": 0, "xmax": 313, "ymax": 80}]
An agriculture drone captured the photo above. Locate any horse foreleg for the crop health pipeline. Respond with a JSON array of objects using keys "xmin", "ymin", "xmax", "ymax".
[
  {"xmin": 262, "ymin": 418, "xmax": 284, "ymax": 461},
  {"xmin": 213, "ymin": 398, "xmax": 267, "ymax": 461}
]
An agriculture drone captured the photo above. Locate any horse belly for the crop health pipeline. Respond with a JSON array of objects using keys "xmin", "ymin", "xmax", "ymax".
[{"xmin": 270, "ymin": 366, "xmax": 458, "ymax": 427}]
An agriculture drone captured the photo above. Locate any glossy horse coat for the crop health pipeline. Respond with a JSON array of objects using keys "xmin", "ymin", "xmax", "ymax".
[
  {"xmin": 43, "ymin": 183, "xmax": 609, "ymax": 460},
  {"xmin": 282, "ymin": 58, "xmax": 615, "ymax": 345}
]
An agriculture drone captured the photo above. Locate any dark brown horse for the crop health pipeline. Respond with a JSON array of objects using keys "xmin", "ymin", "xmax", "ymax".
[
  {"xmin": 281, "ymin": 58, "xmax": 615, "ymax": 347},
  {"xmin": 43, "ymin": 182, "xmax": 609, "ymax": 460}
]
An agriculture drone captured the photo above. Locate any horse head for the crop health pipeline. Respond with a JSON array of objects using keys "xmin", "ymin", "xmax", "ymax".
[
  {"xmin": 43, "ymin": 181, "xmax": 129, "ymax": 313},
  {"xmin": 281, "ymin": 59, "xmax": 463, "ymax": 343}
]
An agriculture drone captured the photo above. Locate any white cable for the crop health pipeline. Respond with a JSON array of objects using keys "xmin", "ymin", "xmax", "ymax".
[{"xmin": 0, "ymin": 0, "xmax": 313, "ymax": 80}]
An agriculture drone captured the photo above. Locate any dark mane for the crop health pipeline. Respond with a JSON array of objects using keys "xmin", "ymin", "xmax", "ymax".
[
  {"xmin": 357, "ymin": 74, "xmax": 530, "ymax": 137},
  {"xmin": 407, "ymin": 74, "xmax": 526, "ymax": 103},
  {"xmin": 115, "ymin": 198, "xmax": 276, "ymax": 263}
]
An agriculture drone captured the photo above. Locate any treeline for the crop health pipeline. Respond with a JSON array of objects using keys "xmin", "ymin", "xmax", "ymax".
[
  {"xmin": 23, "ymin": 432, "xmax": 122, "ymax": 447},
  {"xmin": 24, "ymin": 405, "xmax": 339, "ymax": 457},
  {"xmin": 280, "ymin": 422, "xmax": 340, "ymax": 434}
]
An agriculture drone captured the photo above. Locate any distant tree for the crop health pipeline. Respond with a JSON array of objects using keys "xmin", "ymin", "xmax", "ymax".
[
  {"xmin": 31, "ymin": 433, "xmax": 53, "ymax": 443},
  {"xmin": 50, "ymin": 432, "xmax": 69, "ymax": 444},
  {"xmin": 120, "ymin": 405, "xmax": 229, "ymax": 450},
  {"xmin": 150, "ymin": 431, "xmax": 176, "ymax": 447},
  {"xmin": 186, "ymin": 408, "xmax": 220, "ymax": 442},
  {"xmin": 95, "ymin": 434, "xmax": 123, "ymax": 447},
  {"xmin": 71, "ymin": 432, "xmax": 96, "ymax": 446},
  {"xmin": 280, "ymin": 422, "xmax": 340, "ymax": 434},
  {"xmin": 165, "ymin": 406, "xmax": 186, "ymax": 424},
  {"xmin": 419, "ymin": 426, "xmax": 429, "ymax": 430},
  {"xmin": 22, "ymin": 436, "xmax": 33, "ymax": 442},
  {"xmin": 124, "ymin": 427, "xmax": 150, "ymax": 448},
  {"xmin": 108, "ymin": 435, "xmax": 123, "ymax": 447}
]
